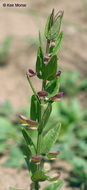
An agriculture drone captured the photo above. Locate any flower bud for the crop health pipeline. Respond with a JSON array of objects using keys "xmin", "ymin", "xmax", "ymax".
[
  {"xmin": 37, "ymin": 91, "xmax": 48, "ymax": 100},
  {"xmin": 50, "ymin": 92, "xmax": 63, "ymax": 101},
  {"xmin": 44, "ymin": 55, "xmax": 50, "ymax": 65},
  {"xmin": 47, "ymin": 151, "xmax": 60, "ymax": 159},
  {"xmin": 27, "ymin": 69, "xmax": 36, "ymax": 77},
  {"xmin": 56, "ymin": 70, "xmax": 61, "ymax": 78},
  {"xmin": 44, "ymin": 55, "xmax": 50, "ymax": 62},
  {"xmin": 19, "ymin": 114, "xmax": 39, "ymax": 129},
  {"xmin": 31, "ymin": 155, "xmax": 43, "ymax": 164}
]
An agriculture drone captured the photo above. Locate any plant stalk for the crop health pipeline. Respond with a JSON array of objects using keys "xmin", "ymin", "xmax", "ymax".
[
  {"xmin": 35, "ymin": 182, "xmax": 39, "ymax": 190},
  {"xmin": 35, "ymin": 38, "xmax": 49, "ymax": 190},
  {"xmin": 27, "ymin": 75, "xmax": 40, "ymax": 104},
  {"xmin": 46, "ymin": 39, "xmax": 50, "ymax": 54}
]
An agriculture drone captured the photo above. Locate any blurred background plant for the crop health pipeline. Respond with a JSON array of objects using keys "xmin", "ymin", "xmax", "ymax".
[{"xmin": 0, "ymin": 36, "xmax": 12, "ymax": 65}]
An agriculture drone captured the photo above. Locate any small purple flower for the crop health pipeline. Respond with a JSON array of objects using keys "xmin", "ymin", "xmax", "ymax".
[
  {"xmin": 37, "ymin": 91, "xmax": 48, "ymax": 100},
  {"xmin": 44, "ymin": 55, "xmax": 50, "ymax": 65},
  {"xmin": 56, "ymin": 70, "xmax": 61, "ymax": 78},
  {"xmin": 19, "ymin": 114, "xmax": 39, "ymax": 129},
  {"xmin": 31, "ymin": 155, "xmax": 43, "ymax": 164},
  {"xmin": 47, "ymin": 151, "xmax": 60, "ymax": 160},
  {"xmin": 50, "ymin": 92, "xmax": 63, "ymax": 101},
  {"xmin": 27, "ymin": 69, "xmax": 37, "ymax": 77}
]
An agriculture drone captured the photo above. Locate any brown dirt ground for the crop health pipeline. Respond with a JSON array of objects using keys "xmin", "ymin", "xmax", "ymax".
[{"xmin": 0, "ymin": 0, "xmax": 87, "ymax": 189}]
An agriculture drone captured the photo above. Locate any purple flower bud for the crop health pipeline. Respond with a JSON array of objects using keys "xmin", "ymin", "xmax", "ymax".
[
  {"xmin": 55, "ymin": 92, "xmax": 63, "ymax": 98},
  {"xmin": 50, "ymin": 92, "xmax": 63, "ymax": 101},
  {"xmin": 19, "ymin": 114, "xmax": 39, "ymax": 129},
  {"xmin": 44, "ymin": 55, "xmax": 50, "ymax": 62},
  {"xmin": 56, "ymin": 70, "xmax": 61, "ymax": 78},
  {"xmin": 37, "ymin": 91, "xmax": 48, "ymax": 100},
  {"xmin": 49, "ymin": 172, "xmax": 61, "ymax": 181},
  {"xmin": 47, "ymin": 151, "xmax": 60, "ymax": 159},
  {"xmin": 27, "ymin": 69, "xmax": 37, "ymax": 77},
  {"xmin": 31, "ymin": 155, "xmax": 43, "ymax": 164}
]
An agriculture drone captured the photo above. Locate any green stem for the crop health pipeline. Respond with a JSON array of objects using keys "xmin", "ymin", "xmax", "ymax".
[
  {"xmin": 42, "ymin": 80, "xmax": 46, "ymax": 91},
  {"xmin": 27, "ymin": 75, "xmax": 40, "ymax": 104},
  {"xmin": 35, "ymin": 38, "xmax": 49, "ymax": 190},
  {"xmin": 35, "ymin": 182, "xmax": 39, "ymax": 190},
  {"xmin": 46, "ymin": 39, "xmax": 50, "ymax": 54}
]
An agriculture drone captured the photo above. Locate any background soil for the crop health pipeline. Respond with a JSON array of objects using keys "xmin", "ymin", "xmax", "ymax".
[{"xmin": 0, "ymin": 0, "xmax": 87, "ymax": 189}]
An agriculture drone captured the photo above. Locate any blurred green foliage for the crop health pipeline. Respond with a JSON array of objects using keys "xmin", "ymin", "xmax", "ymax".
[{"xmin": 0, "ymin": 36, "xmax": 12, "ymax": 65}]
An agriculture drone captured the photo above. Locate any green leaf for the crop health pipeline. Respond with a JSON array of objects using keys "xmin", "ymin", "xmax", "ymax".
[
  {"xmin": 42, "ymin": 55, "xmax": 57, "ymax": 81},
  {"xmin": 22, "ymin": 144, "xmax": 37, "ymax": 176},
  {"xmin": 31, "ymin": 170, "xmax": 48, "ymax": 182},
  {"xmin": 45, "ymin": 9, "xmax": 54, "ymax": 39},
  {"xmin": 41, "ymin": 123, "xmax": 61, "ymax": 153},
  {"xmin": 38, "ymin": 103, "xmax": 52, "ymax": 133},
  {"xmin": 22, "ymin": 127, "xmax": 36, "ymax": 154},
  {"xmin": 45, "ymin": 78, "xmax": 60, "ymax": 98},
  {"xmin": 30, "ymin": 95, "xmax": 41, "ymax": 122},
  {"xmin": 49, "ymin": 32, "xmax": 64, "ymax": 55},
  {"xmin": 48, "ymin": 12, "xmax": 64, "ymax": 40},
  {"xmin": 39, "ymin": 31, "xmax": 44, "ymax": 55},
  {"xmin": 43, "ymin": 180, "xmax": 64, "ymax": 190},
  {"xmin": 36, "ymin": 47, "xmax": 44, "ymax": 79}
]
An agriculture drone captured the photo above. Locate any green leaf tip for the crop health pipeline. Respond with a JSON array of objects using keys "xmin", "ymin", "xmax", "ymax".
[{"xmin": 45, "ymin": 9, "xmax": 64, "ymax": 40}]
